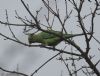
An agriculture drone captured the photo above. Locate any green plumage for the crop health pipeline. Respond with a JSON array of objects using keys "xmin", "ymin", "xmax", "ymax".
[
  {"xmin": 28, "ymin": 30, "xmax": 61, "ymax": 46},
  {"xmin": 28, "ymin": 30, "xmax": 86, "ymax": 46}
]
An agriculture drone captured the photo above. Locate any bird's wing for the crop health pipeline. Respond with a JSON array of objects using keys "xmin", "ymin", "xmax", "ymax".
[
  {"xmin": 38, "ymin": 30, "xmax": 60, "ymax": 39},
  {"xmin": 43, "ymin": 37, "xmax": 61, "ymax": 46}
]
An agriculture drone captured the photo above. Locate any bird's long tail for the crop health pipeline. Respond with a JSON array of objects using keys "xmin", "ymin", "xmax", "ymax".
[{"xmin": 64, "ymin": 33, "xmax": 91, "ymax": 39}]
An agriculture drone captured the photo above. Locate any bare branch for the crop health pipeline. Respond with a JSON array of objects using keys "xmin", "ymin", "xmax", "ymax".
[
  {"xmin": 0, "ymin": 67, "xmax": 28, "ymax": 76},
  {"xmin": 0, "ymin": 20, "xmax": 34, "ymax": 27},
  {"xmin": 5, "ymin": 10, "xmax": 19, "ymax": 41},
  {"xmin": 88, "ymin": 0, "xmax": 99, "ymax": 41},
  {"xmin": 21, "ymin": 0, "xmax": 41, "ymax": 29},
  {"xmin": 42, "ymin": 0, "xmax": 58, "ymax": 16},
  {"xmin": 31, "ymin": 52, "xmax": 60, "ymax": 76}
]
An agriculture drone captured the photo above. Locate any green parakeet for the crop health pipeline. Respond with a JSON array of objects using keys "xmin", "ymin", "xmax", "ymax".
[{"xmin": 28, "ymin": 30, "xmax": 87, "ymax": 46}]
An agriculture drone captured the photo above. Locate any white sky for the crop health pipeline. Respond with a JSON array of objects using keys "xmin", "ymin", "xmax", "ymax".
[{"xmin": 0, "ymin": 0, "xmax": 100, "ymax": 76}]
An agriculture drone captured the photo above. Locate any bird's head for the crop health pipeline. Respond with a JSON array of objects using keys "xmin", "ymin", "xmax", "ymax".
[{"xmin": 28, "ymin": 34, "xmax": 37, "ymax": 44}]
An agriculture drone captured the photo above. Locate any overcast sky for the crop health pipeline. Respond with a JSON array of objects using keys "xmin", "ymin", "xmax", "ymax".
[
  {"xmin": 0, "ymin": 0, "xmax": 66, "ymax": 76},
  {"xmin": 0, "ymin": 0, "xmax": 100, "ymax": 76}
]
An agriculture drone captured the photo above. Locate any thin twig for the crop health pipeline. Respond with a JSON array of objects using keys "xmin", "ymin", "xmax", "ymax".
[
  {"xmin": 5, "ymin": 10, "xmax": 19, "ymax": 41},
  {"xmin": 31, "ymin": 52, "xmax": 61, "ymax": 76},
  {"xmin": 0, "ymin": 67, "xmax": 28, "ymax": 76}
]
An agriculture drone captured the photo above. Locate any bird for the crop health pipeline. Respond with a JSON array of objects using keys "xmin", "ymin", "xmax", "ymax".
[{"xmin": 28, "ymin": 30, "xmax": 89, "ymax": 47}]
